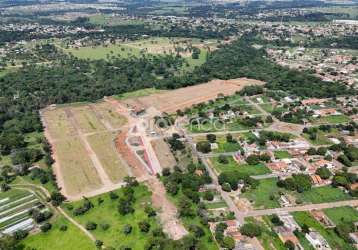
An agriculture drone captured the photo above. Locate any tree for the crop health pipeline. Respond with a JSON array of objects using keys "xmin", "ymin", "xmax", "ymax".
[
  {"xmin": 240, "ymin": 223, "xmax": 262, "ymax": 237},
  {"xmin": 196, "ymin": 141, "xmax": 211, "ymax": 153},
  {"xmin": 226, "ymin": 133, "xmax": 234, "ymax": 143},
  {"xmin": 123, "ymin": 224, "xmax": 132, "ymax": 235},
  {"xmin": 218, "ymin": 155, "xmax": 229, "ymax": 164},
  {"xmin": 50, "ymin": 191, "xmax": 66, "ymax": 206},
  {"xmin": 271, "ymin": 215, "xmax": 284, "ymax": 226},
  {"xmin": 203, "ymin": 191, "xmax": 214, "ymax": 201},
  {"xmin": 138, "ymin": 221, "xmax": 151, "ymax": 233},
  {"xmin": 206, "ymin": 134, "xmax": 216, "ymax": 143},
  {"xmin": 316, "ymin": 167, "xmax": 331, "ymax": 179},
  {"xmin": 284, "ymin": 240, "xmax": 295, "ymax": 250},
  {"xmin": 86, "ymin": 222, "xmax": 97, "ymax": 230},
  {"xmin": 95, "ymin": 240, "xmax": 103, "ymax": 249},
  {"xmin": 246, "ymin": 155, "xmax": 260, "ymax": 165},
  {"xmin": 222, "ymin": 236, "xmax": 235, "ymax": 249},
  {"xmin": 40, "ymin": 222, "xmax": 52, "ymax": 232}
]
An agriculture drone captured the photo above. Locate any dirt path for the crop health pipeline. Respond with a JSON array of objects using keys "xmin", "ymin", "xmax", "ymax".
[
  {"xmin": 11, "ymin": 183, "xmax": 96, "ymax": 242},
  {"xmin": 241, "ymin": 199, "xmax": 358, "ymax": 218},
  {"xmin": 146, "ymin": 178, "xmax": 188, "ymax": 240}
]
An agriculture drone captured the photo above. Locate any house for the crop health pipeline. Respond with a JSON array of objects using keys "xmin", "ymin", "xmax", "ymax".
[
  {"xmin": 310, "ymin": 210, "xmax": 335, "ymax": 228},
  {"xmin": 314, "ymin": 108, "xmax": 341, "ymax": 117},
  {"xmin": 278, "ymin": 214, "xmax": 301, "ymax": 231},
  {"xmin": 302, "ymin": 98, "xmax": 325, "ymax": 106},
  {"xmin": 311, "ymin": 175, "xmax": 324, "ymax": 186},
  {"xmin": 267, "ymin": 161, "xmax": 289, "ymax": 172},
  {"xmin": 313, "ymin": 159, "xmax": 335, "ymax": 169},
  {"xmin": 305, "ymin": 231, "xmax": 331, "ymax": 250},
  {"xmin": 276, "ymin": 226, "xmax": 300, "ymax": 246}
]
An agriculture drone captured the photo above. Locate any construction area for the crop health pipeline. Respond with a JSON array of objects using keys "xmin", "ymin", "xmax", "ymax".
[
  {"xmin": 41, "ymin": 101, "xmax": 130, "ymax": 200},
  {"xmin": 120, "ymin": 78, "xmax": 265, "ymax": 113}
]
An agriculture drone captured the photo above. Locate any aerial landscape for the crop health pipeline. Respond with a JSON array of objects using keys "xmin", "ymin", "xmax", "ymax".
[{"xmin": 1, "ymin": 0, "xmax": 358, "ymax": 249}]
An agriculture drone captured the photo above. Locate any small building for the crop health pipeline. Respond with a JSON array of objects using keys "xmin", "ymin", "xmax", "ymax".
[{"xmin": 305, "ymin": 231, "xmax": 331, "ymax": 250}]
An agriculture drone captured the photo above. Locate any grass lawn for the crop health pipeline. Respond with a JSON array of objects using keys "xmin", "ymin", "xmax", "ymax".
[
  {"xmin": 213, "ymin": 138, "xmax": 242, "ymax": 153},
  {"xmin": 296, "ymin": 186, "xmax": 352, "ymax": 204},
  {"xmin": 23, "ymin": 216, "xmax": 95, "ymax": 250},
  {"xmin": 245, "ymin": 217, "xmax": 286, "ymax": 250},
  {"xmin": 303, "ymin": 132, "xmax": 333, "ymax": 146},
  {"xmin": 211, "ymin": 157, "xmax": 271, "ymax": 176},
  {"xmin": 312, "ymin": 115, "xmax": 351, "ymax": 125},
  {"xmin": 62, "ymin": 185, "xmax": 158, "ymax": 249},
  {"xmin": 259, "ymin": 103, "xmax": 274, "ymax": 113},
  {"xmin": 114, "ymin": 88, "xmax": 166, "ymax": 100},
  {"xmin": 206, "ymin": 201, "xmax": 228, "ymax": 209},
  {"xmin": 65, "ymin": 44, "xmax": 141, "ymax": 60},
  {"xmin": 241, "ymin": 178, "xmax": 283, "ymax": 209},
  {"xmin": 293, "ymin": 211, "xmax": 355, "ymax": 250},
  {"xmin": 324, "ymin": 206, "xmax": 358, "ymax": 225},
  {"xmin": 274, "ymin": 150, "xmax": 292, "ymax": 159}
]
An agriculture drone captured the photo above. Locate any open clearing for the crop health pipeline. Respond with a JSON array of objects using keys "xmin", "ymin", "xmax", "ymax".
[
  {"xmin": 151, "ymin": 139, "xmax": 176, "ymax": 170},
  {"xmin": 121, "ymin": 78, "xmax": 265, "ymax": 113},
  {"xmin": 42, "ymin": 101, "xmax": 129, "ymax": 199}
]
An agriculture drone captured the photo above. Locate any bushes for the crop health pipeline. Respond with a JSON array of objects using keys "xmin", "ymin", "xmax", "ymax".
[
  {"xmin": 277, "ymin": 174, "xmax": 312, "ymax": 193},
  {"xmin": 40, "ymin": 222, "xmax": 52, "ymax": 232},
  {"xmin": 85, "ymin": 222, "xmax": 97, "ymax": 230},
  {"xmin": 240, "ymin": 223, "xmax": 262, "ymax": 237},
  {"xmin": 196, "ymin": 141, "xmax": 211, "ymax": 153}
]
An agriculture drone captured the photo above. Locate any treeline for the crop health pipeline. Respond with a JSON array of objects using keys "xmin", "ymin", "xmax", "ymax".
[{"xmin": 306, "ymin": 36, "xmax": 358, "ymax": 50}]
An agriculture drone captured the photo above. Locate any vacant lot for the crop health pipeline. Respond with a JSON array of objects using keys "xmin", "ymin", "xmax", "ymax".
[
  {"xmin": 151, "ymin": 139, "xmax": 176, "ymax": 169},
  {"xmin": 293, "ymin": 211, "xmax": 355, "ymax": 250},
  {"xmin": 121, "ymin": 78, "xmax": 265, "ymax": 113},
  {"xmin": 296, "ymin": 186, "xmax": 352, "ymax": 204},
  {"xmin": 56, "ymin": 137, "xmax": 103, "ymax": 196},
  {"xmin": 87, "ymin": 132, "xmax": 128, "ymax": 183},
  {"xmin": 70, "ymin": 106, "xmax": 106, "ymax": 134},
  {"xmin": 324, "ymin": 206, "xmax": 358, "ymax": 225},
  {"xmin": 42, "ymin": 101, "xmax": 129, "ymax": 198},
  {"xmin": 91, "ymin": 102, "xmax": 127, "ymax": 129},
  {"xmin": 241, "ymin": 178, "xmax": 283, "ymax": 209},
  {"xmin": 210, "ymin": 157, "xmax": 271, "ymax": 176},
  {"xmin": 43, "ymin": 108, "xmax": 77, "ymax": 140}
]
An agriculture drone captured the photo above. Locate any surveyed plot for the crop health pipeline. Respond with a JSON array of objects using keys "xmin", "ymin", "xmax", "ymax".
[{"xmin": 42, "ymin": 101, "xmax": 129, "ymax": 199}]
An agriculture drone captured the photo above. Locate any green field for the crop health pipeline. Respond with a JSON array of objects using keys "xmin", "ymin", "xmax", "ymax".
[
  {"xmin": 303, "ymin": 131, "xmax": 334, "ymax": 146},
  {"xmin": 114, "ymin": 88, "xmax": 166, "ymax": 100},
  {"xmin": 89, "ymin": 15, "xmax": 145, "ymax": 26},
  {"xmin": 241, "ymin": 178, "xmax": 283, "ymax": 209},
  {"xmin": 64, "ymin": 44, "xmax": 141, "ymax": 60},
  {"xmin": 293, "ymin": 211, "xmax": 355, "ymax": 250},
  {"xmin": 23, "ymin": 216, "xmax": 95, "ymax": 250},
  {"xmin": 274, "ymin": 150, "xmax": 292, "ymax": 159},
  {"xmin": 211, "ymin": 157, "xmax": 271, "ymax": 176},
  {"xmin": 212, "ymin": 138, "xmax": 242, "ymax": 153},
  {"xmin": 296, "ymin": 186, "xmax": 352, "ymax": 204},
  {"xmin": 312, "ymin": 115, "xmax": 351, "ymax": 125},
  {"xmin": 62, "ymin": 185, "xmax": 158, "ymax": 249},
  {"xmin": 324, "ymin": 206, "xmax": 358, "ymax": 225}
]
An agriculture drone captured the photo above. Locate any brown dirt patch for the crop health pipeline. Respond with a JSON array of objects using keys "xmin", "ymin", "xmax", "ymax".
[
  {"xmin": 151, "ymin": 139, "xmax": 176, "ymax": 170},
  {"xmin": 120, "ymin": 78, "xmax": 265, "ymax": 113}
]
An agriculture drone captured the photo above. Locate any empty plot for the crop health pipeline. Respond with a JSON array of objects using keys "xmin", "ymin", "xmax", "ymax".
[
  {"xmin": 56, "ymin": 137, "xmax": 103, "ymax": 196},
  {"xmin": 87, "ymin": 132, "xmax": 128, "ymax": 183},
  {"xmin": 43, "ymin": 109, "xmax": 76, "ymax": 140},
  {"xmin": 121, "ymin": 78, "xmax": 265, "ymax": 113},
  {"xmin": 151, "ymin": 139, "xmax": 176, "ymax": 170},
  {"xmin": 91, "ymin": 102, "xmax": 127, "ymax": 129},
  {"xmin": 70, "ymin": 106, "xmax": 106, "ymax": 134}
]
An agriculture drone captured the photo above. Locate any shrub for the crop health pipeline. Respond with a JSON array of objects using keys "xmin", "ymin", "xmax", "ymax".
[
  {"xmin": 40, "ymin": 222, "xmax": 52, "ymax": 232},
  {"xmin": 86, "ymin": 222, "xmax": 97, "ymax": 231}
]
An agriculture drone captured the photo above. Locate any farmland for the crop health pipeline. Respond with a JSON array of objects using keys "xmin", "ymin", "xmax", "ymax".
[
  {"xmin": 42, "ymin": 101, "xmax": 129, "ymax": 199},
  {"xmin": 0, "ymin": 189, "xmax": 44, "ymax": 235}
]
